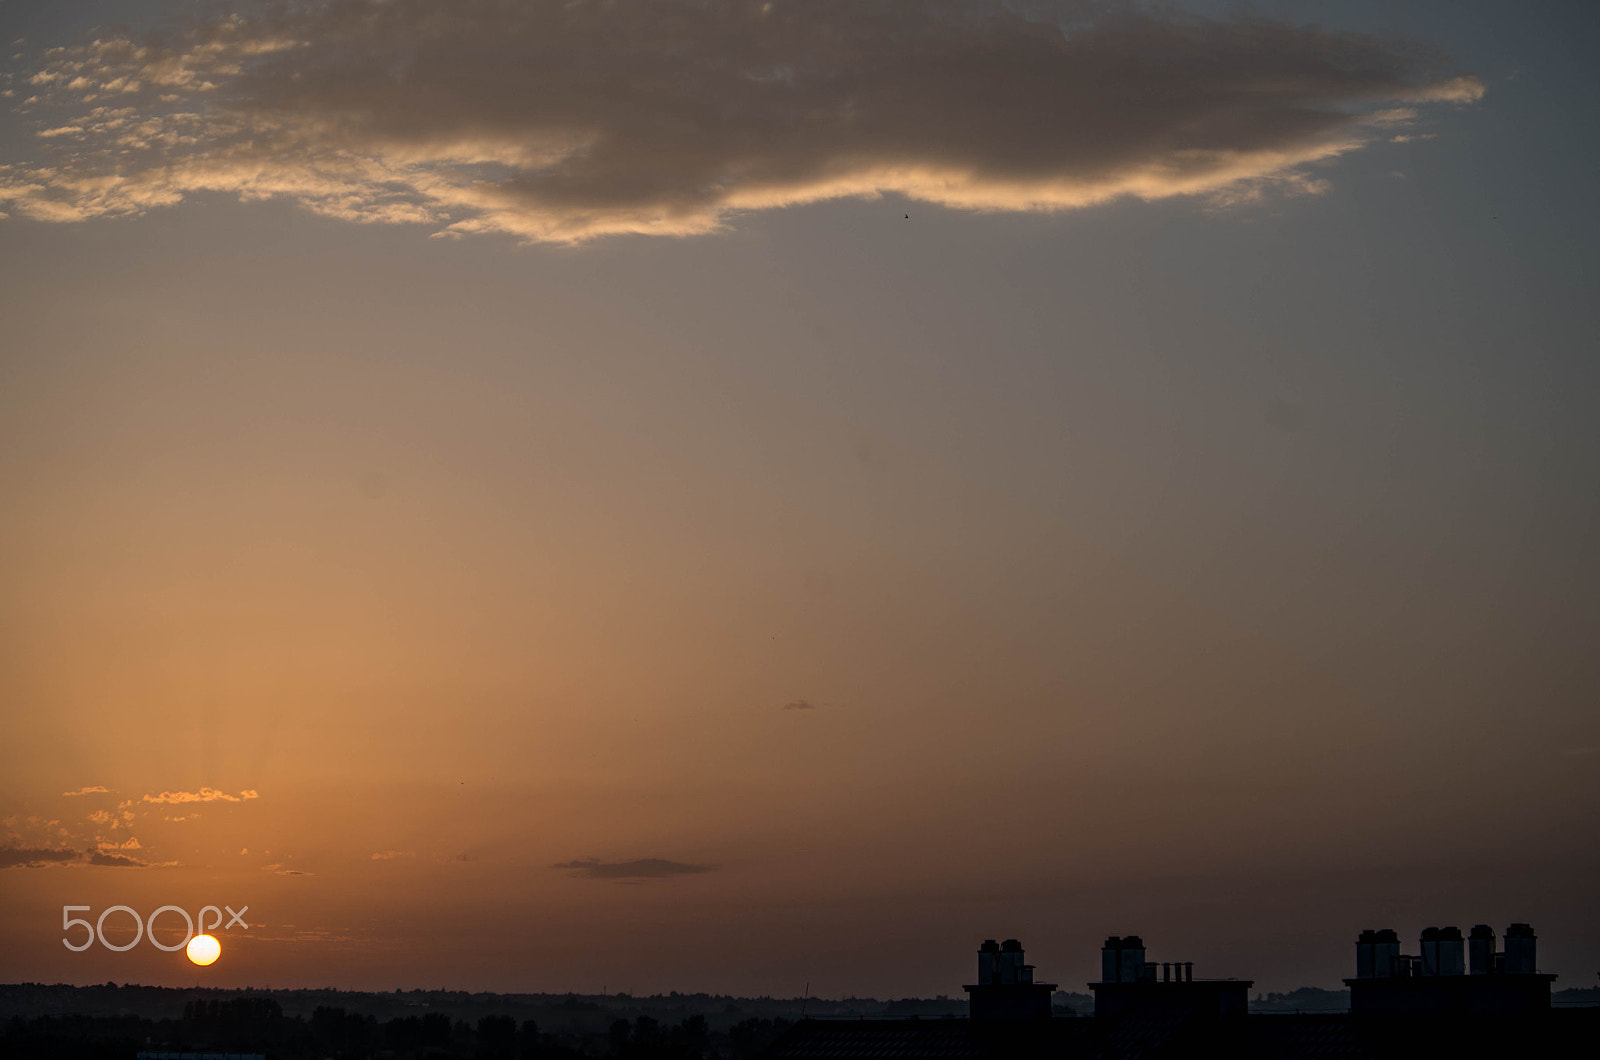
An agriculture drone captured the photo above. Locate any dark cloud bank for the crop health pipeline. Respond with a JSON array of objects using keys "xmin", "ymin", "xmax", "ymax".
[
  {"xmin": 0, "ymin": 846, "xmax": 84, "ymax": 869},
  {"xmin": 0, "ymin": 846, "xmax": 146, "ymax": 868},
  {"xmin": 0, "ymin": 0, "xmax": 1480, "ymax": 241}
]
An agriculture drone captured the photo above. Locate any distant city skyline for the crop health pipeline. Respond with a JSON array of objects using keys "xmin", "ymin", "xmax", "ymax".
[{"xmin": 1, "ymin": 0, "xmax": 1597, "ymax": 996}]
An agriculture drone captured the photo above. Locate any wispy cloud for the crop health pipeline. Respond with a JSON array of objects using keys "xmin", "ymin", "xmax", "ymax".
[
  {"xmin": 370, "ymin": 849, "xmax": 415, "ymax": 860},
  {"xmin": 245, "ymin": 926, "xmax": 364, "ymax": 944},
  {"xmin": 782, "ymin": 700, "xmax": 818, "ymax": 711},
  {"xmin": 87, "ymin": 850, "xmax": 146, "ymax": 867},
  {"xmin": 62, "ymin": 786, "xmax": 111, "ymax": 797},
  {"xmin": 0, "ymin": 0, "xmax": 1481, "ymax": 243},
  {"xmin": 138, "ymin": 787, "xmax": 260, "ymax": 805},
  {"xmin": 554, "ymin": 857, "xmax": 715, "ymax": 881},
  {"xmin": 0, "ymin": 845, "xmax": 82, "ymax": 869}
]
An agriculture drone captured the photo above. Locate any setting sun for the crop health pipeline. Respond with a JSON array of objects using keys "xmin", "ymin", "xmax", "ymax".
[{"xmin": 185, "ymin": 934, "xmax": 221, "ymax": 967}]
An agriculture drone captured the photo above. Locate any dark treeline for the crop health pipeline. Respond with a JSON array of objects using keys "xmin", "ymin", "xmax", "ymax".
[
  {"xmin": 2, "ymin": 998, "xmax": 793, "ymax": 1060},
  {"xmin": 0, "ymin": 982, "xmax": 970, "ymax": 1024},
  {"xmin": 1248, "ymin": 987, "xmax": 1350, "ymax": 1013}
]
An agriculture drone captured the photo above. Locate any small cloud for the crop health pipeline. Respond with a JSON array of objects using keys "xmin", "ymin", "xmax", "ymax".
[
  {"xmin": 0, "ymin": 845, "xmax": 82, "ymax": 869},
  {"xmin": 782, "ymin": 700, "xmax": 817, "ymax": 711},
  {"xmin": 88, "ymin": 851, "xmax": 145, "ymax": 867},
  {"xmin": 554, "ymin": 857, "xmax": 714, "ymax": 881},
  {"xmin": 100, "ymin": 837, "xmax": 142, "ymax": 850},
  {"xmin": 370, "ymin": 849, "xmax": 415, "ymax": 860},
  {"xmin": 1564, "ymin": 746, "xmax": 1599, "ymax": 757},
  {"xmin": 62, "ymin": 786, "xmax": 110, "ymax": 796},
  {"xmin": 276, "ymin": 868, "xmax": 313, "ymax": 876},
  {"xmin": 240, "ymin": 847, "xmax": 249, "ymax": 855},
  {"xmin": 140, "ymin": 787, "xmax": 259, "ymax": 805}
]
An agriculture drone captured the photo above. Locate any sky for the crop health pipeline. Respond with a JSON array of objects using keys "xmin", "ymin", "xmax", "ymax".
[{"xmin": 0, "ymin": 0, "xmax": 1597, "ymax": 997}]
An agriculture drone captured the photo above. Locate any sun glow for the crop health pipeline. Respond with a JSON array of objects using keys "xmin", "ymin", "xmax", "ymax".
[{"xmin": 186, "ymin": 933, "xmax": 221, "ymax": 966}]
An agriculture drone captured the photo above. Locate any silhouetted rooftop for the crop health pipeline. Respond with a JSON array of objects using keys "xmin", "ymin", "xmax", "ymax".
[{"xmin": 766, "ymin": 1010, "xmax": 1600, "ymax": 1060}]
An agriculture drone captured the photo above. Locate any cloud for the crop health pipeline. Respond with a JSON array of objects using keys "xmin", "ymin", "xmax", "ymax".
[
  {"xmin": 1564, "ymin": 746, "xmax": 1599, "ymax": 757},
  {"xmin": 554, "ymin": 857, "xmax": 715, "ymax": 881},
  {"xmin": 62, "ymin": 786, "xmax": 110, "ymax": 796},
  {"xmin": 370, "ymin": 849, "xmax": 415, "ymax": 860},
  {"xmin": 0, "ymin": 845, "xmax": 82, "ymax": 869},
  {"xmin": 782, "ymin": 700, "xmax": 818, "ymax": 710},
  {"xmin": 0, "ymin": 0, "xmax": 1480, "ymax": 243},
  {"xmin": 138, "ymin": 787, "xmax": 259, "ymax": 805},
  {"xmin": 88, "ymin": 850, "xmax": 146, "ymax": 867}
]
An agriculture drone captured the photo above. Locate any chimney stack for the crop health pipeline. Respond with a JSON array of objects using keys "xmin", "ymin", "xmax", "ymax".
[
  {"xmin": 1468, "ymin": 925, "xmax": 1496, "ymax": 975},
  {"xmin": 1419, "ymin": 927, "xmax": 1441, "ymax": 976},
  {"xmin": 1504, "ymin": 924, "xmax": 1537, "ymax": 975},
  {"xmin": 1118, "ymin": 936, "xmax": 1146, "ymax": 985},
  {"xmin": 1437, "ymin": 926, "xmax": 1464, "ymax": 976},
  {"xmin": 977, "ymin": 939, "xmax": 1001, "ymax": 986},
  {"xmin": 1101, "ymin": 938, "xmax": 1121, "ymax": 983},
  {"xmin": 1373, "ymin": 929, "xmax": 1400, "ymax": 978},
  {"xmin": 1356, "ymin": 930, "xmax": 1377, "ymax": 979},
  {"xmin": 999, "ymin": 939, "xmax": 1024, "ymax": 985}
]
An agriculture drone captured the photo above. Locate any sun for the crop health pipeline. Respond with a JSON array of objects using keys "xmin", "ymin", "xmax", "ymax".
[{"xmin": 186, "ymin": 934, "xmax": 221, "ymax": 966}]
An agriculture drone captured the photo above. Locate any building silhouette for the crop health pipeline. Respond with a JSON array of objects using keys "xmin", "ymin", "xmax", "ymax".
[
  {"xmin": 1089, "ymin": 935, "xmax": 1250, "ymax": 1020},
  {"xmin": 964, "ymin": 939, "xmax": 1056, "ymax": 1019},
  {"xmin": 1347, "ymin": 923, "xmax": 1557, "ymax": 1015},
  {"xmin": 767, "ymin": 925, "xmax": 1592, "ymax": 1060}
]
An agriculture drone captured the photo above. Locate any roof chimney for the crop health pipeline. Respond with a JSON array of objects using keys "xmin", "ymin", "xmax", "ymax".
[
  {"xmin": 1419, "ymin": 927, "xmax": 1441, "ymax": 976},
  {"xmin": 1437, "ymin": 926, "xmax": 1464, "ymax": 976},
  {"xmin": 1373, "ymin": 929, "xmax": 1401, "ymax": 978},
  {"xmin": 1504, "ymin": 924, "xmax": 1537, "ymax": 975},
  {"xmin": 1468, "ymin": 925, "xmax": 1496, "ymax": 976},
  {"xmin": 1118, "ymin": 936, "xmax": 1146, "ymax": 985},
  {"xmin": 977, "ymin": 939, "xmax": 1001, "ymax": 986},
  {"xmin": 1101, "ymin": 938, "xmax": 1122, "ymax": 983},
  {"xmin": 999, "ymin": 939, "xmax": 1024, "ymax": 985},
  {"xmin": 1356, "ymin": 930, "xmax": 1377, "ymax": 979}
]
